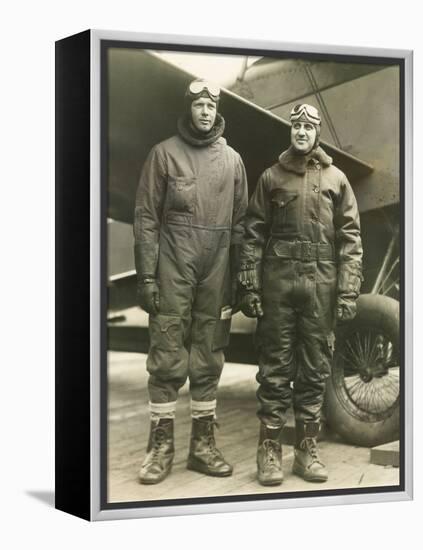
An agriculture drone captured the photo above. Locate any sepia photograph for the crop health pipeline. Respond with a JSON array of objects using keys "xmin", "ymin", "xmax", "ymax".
[{"xmin": 102, "ymin": 39, "xmax": 405, "ymax": 511}]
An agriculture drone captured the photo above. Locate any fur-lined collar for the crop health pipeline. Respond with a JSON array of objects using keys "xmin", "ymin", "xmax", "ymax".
[
  {"xmin": 177, "ymin": 113, "xmax": 225, "ymax": 147},
  {"xmin": 278, "ymin": 145, "xmax": 332, "ymax": 175}
]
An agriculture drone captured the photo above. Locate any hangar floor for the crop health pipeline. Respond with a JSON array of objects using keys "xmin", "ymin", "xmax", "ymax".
[{"xmin": 107, "ymin": 351, "xmax": 400, "ymax": 505}]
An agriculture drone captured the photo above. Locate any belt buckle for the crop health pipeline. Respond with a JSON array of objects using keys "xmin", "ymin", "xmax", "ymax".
[
  {"xmin": 292, "ymin": 241, "xmax": 301, "ymax": 260},
  {"xmin": 302, "ymin": 241, "xmax": 312, "ymax": 262}
]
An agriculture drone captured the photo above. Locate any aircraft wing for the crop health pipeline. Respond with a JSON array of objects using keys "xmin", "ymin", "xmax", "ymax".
[{"xmin": 108, "ymin": 48, "xmax": 373, "ymax": 225}]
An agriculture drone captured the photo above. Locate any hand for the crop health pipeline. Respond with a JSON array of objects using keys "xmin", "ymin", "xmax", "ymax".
[
  {"xmin": 237, "ymin": 266, "xmax": 261, "ymax": 292},
  {"xmin": 240, "ymin": 292, "xmax": 264, "ymax": 318},
  {"xmin": 336, "ymin": 297, "xmax": 357, "ymax": 322},
  {"xmin": 137, "ymin": 280, "xmax": 160, "ymax": 315}
]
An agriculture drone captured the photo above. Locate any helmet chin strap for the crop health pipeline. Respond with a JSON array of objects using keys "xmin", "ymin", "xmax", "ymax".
[{"xmin": 313, "ymin": 124, "xmax": 321, "ymax": 150}]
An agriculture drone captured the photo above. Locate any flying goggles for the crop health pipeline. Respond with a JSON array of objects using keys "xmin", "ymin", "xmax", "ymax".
[
  {"xmin": 187, "ymin": 80, "xmax": 221, "ymax": 101},
  {"xmin": 290, "ymin": 103, "xmax": 321, "ymax": 125}
]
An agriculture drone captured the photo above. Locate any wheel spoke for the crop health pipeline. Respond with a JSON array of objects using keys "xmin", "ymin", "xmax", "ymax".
[
  {"xmin": 340, "ymin": 331, "xmax": 400, "ymax": 414},
  {"xmin": 368, "ymin": 334, "xmax": 382, "ymax": 366},
  {"xmin": 345, "ymin": 338, "xmax": 364, "ymax": 372},
  {"xmin": 346, "ymin": 375, "xmax": 399, "ymax": 413},
  {"xmin": 354, "ymin": 332, "xmax": 366, "ymax": 364},
  {"xmin": 364, "ymin": 332, "xmax": 371, "ymax": 363},
  {"xmin": 339, "ymin": 351, "xmax": 359, "ymax": 374},
  {"xmin": 330, "ymin": 300, "xmax": 399, "ymax": 425},
  {"xmin": 344, "ymin": 375, "xmax": 362, "ymax": 394}
]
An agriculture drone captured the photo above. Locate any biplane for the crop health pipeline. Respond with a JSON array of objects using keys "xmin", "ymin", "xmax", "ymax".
[{"xmin": 106, "ymin": 48, "xmax": 401, "ymax": 448}]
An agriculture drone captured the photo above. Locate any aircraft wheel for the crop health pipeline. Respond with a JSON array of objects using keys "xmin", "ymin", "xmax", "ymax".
[{"xmin": 325, "ymin": 294, "xmax": 400, "ymax": 447}]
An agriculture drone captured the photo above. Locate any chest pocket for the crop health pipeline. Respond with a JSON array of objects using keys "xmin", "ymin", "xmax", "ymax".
[
  {"xmin": 270, "ymin": 189, "xmax": 298, "ymax": 230},
  {"xmin": 167, "ymin": 176, "xmax": 197, "ymax": 214}
]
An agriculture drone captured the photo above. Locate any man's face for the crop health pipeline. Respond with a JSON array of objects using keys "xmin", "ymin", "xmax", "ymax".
[
  {"xmin": 190, "ymin": 97, "xmax": 217, "ymax": 133},
  {"xmin": 291, "ymin": 121, "xmax": 317, "ymax": 154}
]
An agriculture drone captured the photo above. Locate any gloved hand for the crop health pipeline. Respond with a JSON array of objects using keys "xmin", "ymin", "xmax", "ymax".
[
  {"xmin": 137, "ymin": 279, "xmax": 160, "ymax": 315},
  {"xmin": 237, "ymin": 267, "xmax": 261, "ymax": 292},
  {"xmin": 240, "ymin": 291, "xmax": 264, "ymax": 318},
  {"xmin": 336, "ymin": 296, "xmax": 357, "ymax": 322}
]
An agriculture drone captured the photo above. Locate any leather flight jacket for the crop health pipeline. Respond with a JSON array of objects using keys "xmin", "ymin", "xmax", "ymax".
[{"xmin": 239, "ymin": 146, "xmax": 363, "ymax": 302}]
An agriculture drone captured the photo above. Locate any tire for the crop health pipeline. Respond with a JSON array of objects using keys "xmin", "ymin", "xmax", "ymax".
[{"xmin": 325, "ymin": 294, "xmax": 400, "ymax": 447}]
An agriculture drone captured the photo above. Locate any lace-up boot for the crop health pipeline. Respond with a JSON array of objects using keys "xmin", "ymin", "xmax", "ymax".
[
  {"xmin": 187, "ymin": 416, "xmax": 233, "ymax": 477},
  {"xmin": 256, "ymin": 423, "xmax": 284, "ymax": 486},
  {"xmin": 292, "ymin": 421, "xmax": 328, "ymax": 482},
  {"xmin": 139, "ymin": 419, "xmax": 174, "ymax": 484}
]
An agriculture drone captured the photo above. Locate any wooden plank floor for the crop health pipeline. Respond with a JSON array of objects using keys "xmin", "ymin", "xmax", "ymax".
[{"xmin": 107, "ymin": 352, "xmax": 400, "ymax": 504}]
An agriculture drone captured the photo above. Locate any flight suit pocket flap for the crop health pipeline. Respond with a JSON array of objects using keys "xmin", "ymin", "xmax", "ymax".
[
  {"xmin": 168, "ymin": 175, "xmax": 196, "ymax": 188},
  {"xmin": 212, "ymin": 318, "xmax": 231, "ymax": 351},
  {"xmin": 270, "ymin": 190, "xmax": 298, "ymax": 208},
  {"xmin": 157, "ymin": 316, "xmax": 180, "ymax": 332},
  {"xmin": 167, "ymin": 176, "xmax": 197, "ymax": 214},
  {"xmin": 149, "ymin": 314, "xmax": 183, "ymax": 351}
]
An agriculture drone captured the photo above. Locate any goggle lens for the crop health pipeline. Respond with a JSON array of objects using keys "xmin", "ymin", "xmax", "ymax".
[
  {"xmin": 291, "ymin": 104, "xmax": 320, "ymax": 124},
  {"xmin": 189, "ymin": 81, "xmax": 220, "ymax": 98}
]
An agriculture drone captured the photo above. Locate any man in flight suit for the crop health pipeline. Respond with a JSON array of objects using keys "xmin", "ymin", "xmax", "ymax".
[
  {"xmin": 238, "ymin": 104, "xmax": 362, "ymax": 485},
  {"xmin": 134, "ymin": 79, "xmax": 248, "ymax": 484}
]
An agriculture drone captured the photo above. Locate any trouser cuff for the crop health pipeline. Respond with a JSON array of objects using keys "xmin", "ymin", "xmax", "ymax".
[
  {"xmin": 149, "ymin": 401, "xmax": 177, "ymax": 421},
  {"xmin": 257, "ymin": 410, "xmax": 288, "ymax": 428},
  {"xmin": 190, "ymin": 399, "xmax": 217, "ymax": 419},
  {"xmin": 294, "ymin": 413, "xmax": 321, "ymax": 423},
  {"xmin": 263, "ymin": 422, "xmax": 284, "ymax": 429}
]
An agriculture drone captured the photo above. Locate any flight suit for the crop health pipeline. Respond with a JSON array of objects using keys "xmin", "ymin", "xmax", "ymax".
[
  {"xmin": 134, "ymin": 116, "xmax": 248, "ymax": 406},
  {"xmin": 240, "ymin": 145, "xmax": 362, "ymax": 427}
]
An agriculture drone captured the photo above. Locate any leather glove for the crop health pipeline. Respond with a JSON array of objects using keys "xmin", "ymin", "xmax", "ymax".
[
  {"xmin": 336, "ymin": 296, "xmax": 357, "ymax": 322},
  {"xmin": 137, "ymin": 279, "xmax": 160, "ymax": 315},
  {"xmin": 240, "ymin": 291, "xmax": 264, "ymax": 318},
  {"xmin": 237, "ymin": 267, "xmax": 261, "ymax": 292}
]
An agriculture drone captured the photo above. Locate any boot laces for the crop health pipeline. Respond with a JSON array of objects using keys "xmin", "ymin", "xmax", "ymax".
[
  {"xmin": 203, "ymin": 421, "xmax": 223, "ymax": 460},
  {"xmin": 151, "ymin": 427, "xmax": 168, "ymax": 459},
  {"xmin": 301, "ymin": 437, "xmax": 323, "ymax": 465},
  {"xmin": 205, "ymin": 436, "xmax": 222, "ymax": 458},
  {"xmin": 263, "ymin": 440, "xmax": 280, "ymax": 467}
]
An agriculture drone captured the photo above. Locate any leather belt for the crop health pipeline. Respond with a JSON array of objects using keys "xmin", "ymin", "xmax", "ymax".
[{"xmin": 271, "ymin": 240, "xmax": 335, "ymax": 261}]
